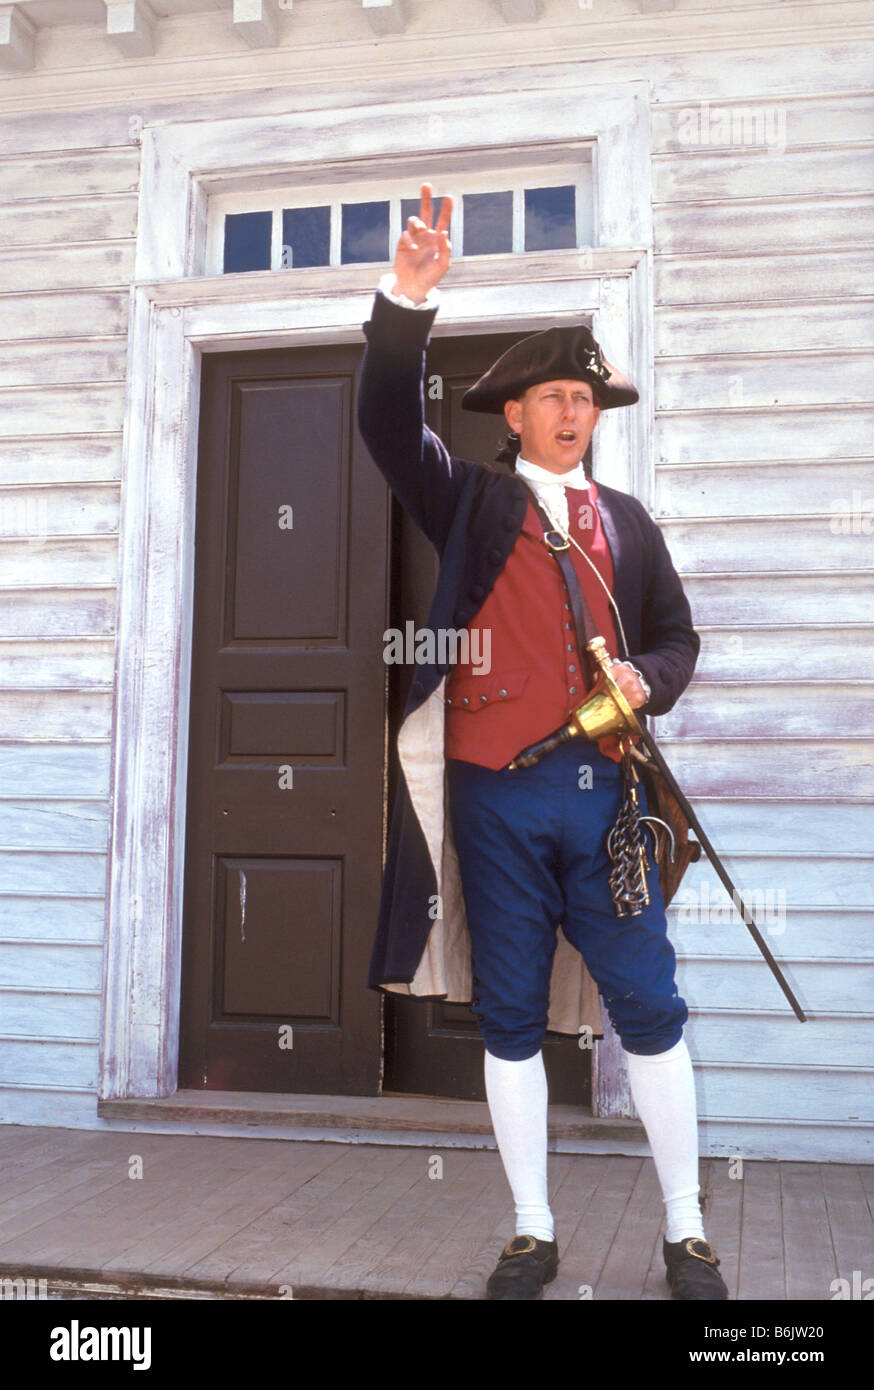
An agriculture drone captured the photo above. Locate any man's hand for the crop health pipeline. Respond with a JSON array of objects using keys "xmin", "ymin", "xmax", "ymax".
[
  {"xmin": 392, "ymin": 182, "xmax": 453, "ymax": 305},
  {"xmin": 609, "ymin": 662, "xmax": 648, "ymax": 710}
]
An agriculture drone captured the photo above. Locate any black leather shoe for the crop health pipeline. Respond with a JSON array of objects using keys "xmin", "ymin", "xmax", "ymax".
[
  {"xmin": 486, "ymin": 1234, "xmax": 559, "ymax": 1300},
  {"xmin": 663, "ymin": 1237, "xmax": 728, "ymax": 1300}
]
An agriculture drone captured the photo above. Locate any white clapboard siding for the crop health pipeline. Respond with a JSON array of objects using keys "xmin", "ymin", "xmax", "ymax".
[
  {"xmin": 656, "ymin": 406, "xmax": 874, "ymax": 462},
  {"xmin": 0, "ymin": 540, "xmax": 120, "ymax": 586},
  {"xmin": 0, "ymin": 745, "xmax": 109, "ymax": 795},
  {"xmin": 682, "ymin": 573, "xmax": 872, "ymax": 625},
  {"xmin": 657, "ymin": 352, "xmax": 871, "ymax": 409},
  {"xmin": 0, "ymin": 149, "xmax": 140, "ymax": 203},
  {"xmin": 0, "ymin": 693, "xmax": 112, "ymax": 741},
  {"xmin": 694, "ymin": 625, "xmax": 874, "ymax": 680},
  {"xmin": 1, "ymin": 989, "xmax": 102, "ymax": 1037},
  {"xmin": 655, "ymin": 301, "xmax": 874, "ymax": 357},
  {"xmin": 0, "ymin": 342, "xmax": 128, "ymax": 388},
  {"xmin": 0, "ymin": 484, "xmax": 120, "ymax": 535},
  {"xmin": 0, "ymin": 894, "xmax": 106, "ymax": 938},
  {"xmin": 675, "ymin": 853, "xmax": 873, "ymax": 911},
  {"xmin": 0, "ymin": 642, "xmax": 116, "ymax": 689},
  {"xmin": 659, "ymin": 516, "xmax": 870, "ymax": 572},
  {"xmin": 653, "ymin": 145, "xmax": 873, "ymax": 202},
  {"xmin": 656, "ymin": 460, "xmax": 874, "ymax": 518},
  {"xmin": 0, "ymin": 195, "xmax": 138, "ymax": 249},
  {"xmin": 655, "ymin": 247, "xmax": 874, "ymax": 306},
  {"xmin": 0, "ymin": 941, "xmax": 104, "ymax": 991},
  {"xmin": 651, "ymin": 80, "xmax": 873, "ymax": 1156},
  {"xmin": 650, "ymin": 93, "xmax": 874, "ymax": 152},
  {"xmin": 0, "ymin": 77, "xmax": 143, "ymax": 1135},
  {"xmin": 0, "ymin": 441, "xmax": 122, "ymax": 490},
  {"xmin": 655, "ymin": 195, "xmax": 874, "ymax": 256},
  {"xmin": 671, "ymin": 910, "xmax": 873, "ymax": 964},
  {"xmin": 657, "ymin": 681, "xmax": 872, "ymax": 739},
  {"xmin": 0, "ymin": 7, "xmax": 869, "ymax": 1162},
  {"xmin": 682, "ymin": 1014, "xmax": 874, "ymax": 1069},
  {"xmin": 658, "ymin": 740, "xmax": 874, "ymax": 800},
  {"xmin": 0, "ymin": 292, "xmax": 129, "ymax": 344},
  {"xmin": 0, "ymin": 588, "xmax": 117, "ymax": 637},
  {"xmin": 0, "ymin": 383, "xmax": 125, "ymax": 435}
]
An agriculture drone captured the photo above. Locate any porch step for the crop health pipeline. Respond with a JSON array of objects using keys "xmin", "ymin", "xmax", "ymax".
[{"xmin": 97, "ymin": 1089, "xmax": 648, "ymax": 1152}]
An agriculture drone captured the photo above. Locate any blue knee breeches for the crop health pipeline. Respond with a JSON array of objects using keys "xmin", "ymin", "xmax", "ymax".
[{"xmin": 446, "ymin": 740, "xmax": 688, "ymax": 1061}]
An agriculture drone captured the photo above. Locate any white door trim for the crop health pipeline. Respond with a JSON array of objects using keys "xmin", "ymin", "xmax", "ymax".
[{"xmin": 98, "ymin": 80, "xmax": 654, "ymax": 1115}]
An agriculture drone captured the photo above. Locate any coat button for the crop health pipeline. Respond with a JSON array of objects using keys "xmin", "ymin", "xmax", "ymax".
[
  {"xmin": 569, "ymin": 686, "xmax": 577, "ymax": 695},
  {"xmin": 487, "ymin": 547, "xmax": 503, "ymax": 564},
  {"xmin": 470, "ymin": 583, "xmax": 485, "ymax": 601},
  {"xmin": 498, "ymin": 689, "xmax": 508, "ymax": 698},
  {"xmin": 568, "ymin": 665, "xmax": 576, "ymax": 674},
  {"xmin": 567, "ymin": 643, "xmax": 575, "ymax": 652},
  {"xmin": 446, "ymin": 697, "xmax": 453, "ymax": 705},
  {"xmin": 480, "ymin": 694, "xmax": 488, "ymax": 703},
  {"xmin": 461, "ymin": 697, "xmax": 469, "ymax": 706},
  {"xmin": 502, "ymin": 516, "xmax": 517, "ymax": 531}
]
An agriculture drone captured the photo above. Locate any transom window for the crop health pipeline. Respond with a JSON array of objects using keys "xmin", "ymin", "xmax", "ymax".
[{"xmin": 207, "ymin": 155, "xmax": 594, "ymax": 276}]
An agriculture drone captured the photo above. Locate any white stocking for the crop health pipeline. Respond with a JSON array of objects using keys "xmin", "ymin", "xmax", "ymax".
[
  {"xmin": 484, "ymin": 1048, "xmax": 554, "ymax": 1242},
  {"xmin": 622, "ymin": 1036, "xmax": 706, "ymax": 1243}
]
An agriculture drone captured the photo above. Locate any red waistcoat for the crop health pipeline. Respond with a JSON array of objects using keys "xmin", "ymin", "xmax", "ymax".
[{"xmin": 444, "ymin": 480, "xmax": 625, "ymax": 770}]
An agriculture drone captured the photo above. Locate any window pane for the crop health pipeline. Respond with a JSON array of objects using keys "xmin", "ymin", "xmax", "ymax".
[
  {"xmin": 524, "ymin": 185, "xmax": 576, "ymax": 251},
  {"xmin": 223, "ymin": 210, "xmax": 272, "ymax": 273},
  {"xmin": 463, "ymin": 191, "xmax": 512, "ymax": 255},
  {"xmin": 282, "ymin": 206, "xmax": 330, "ymax": 268},
  {"xmin": 341, "ymin": 200, "xmax": 390, "ymax": 263},
  {"xmin": 400, "ymin": 194, "xmax": 447, "ymax": 230}
]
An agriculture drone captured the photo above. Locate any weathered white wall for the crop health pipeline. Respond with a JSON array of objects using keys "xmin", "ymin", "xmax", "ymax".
[{"xmin": 0, "ymin": 0, "xmax": 870, "ymax": 1156}]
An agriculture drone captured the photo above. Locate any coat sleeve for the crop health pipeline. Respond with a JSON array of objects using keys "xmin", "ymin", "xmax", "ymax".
[
  {"xmin": 358, "ymin": 290, "xmax": 474, "ymax": 554},
  {"xmin": 626, "ymin": 510, "xmax": 700, "ymax": 716}
]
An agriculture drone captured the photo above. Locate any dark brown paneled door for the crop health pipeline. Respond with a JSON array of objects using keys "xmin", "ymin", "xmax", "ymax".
[
  {"xmin": 178, "ymin": 342, "xmax": 387, "ymax": 1095},
  {"xmin": 384, "ymin": 329, "xmax": 594, "ymax": 1108}
]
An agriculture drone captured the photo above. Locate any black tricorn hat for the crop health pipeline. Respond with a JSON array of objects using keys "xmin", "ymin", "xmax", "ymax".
[{"xmin": 462, "ymin": 323, "xmax": 638, "ymax": 414}]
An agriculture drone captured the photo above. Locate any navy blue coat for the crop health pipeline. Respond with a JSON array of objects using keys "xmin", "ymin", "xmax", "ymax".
[{"xmin": 357, "ymin": 288, "xmax": 700, "ymax": 1034}]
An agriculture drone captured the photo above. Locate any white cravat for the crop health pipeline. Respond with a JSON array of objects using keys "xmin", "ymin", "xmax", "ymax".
[{"xmin": 514, "ymin": 453, "xmax": 589, "ymax": 535}]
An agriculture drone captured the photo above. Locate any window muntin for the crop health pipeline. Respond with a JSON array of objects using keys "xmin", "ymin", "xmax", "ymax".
[{"xmin": 208, "ymin": 156, "xmax": 593, "ymax": 275}]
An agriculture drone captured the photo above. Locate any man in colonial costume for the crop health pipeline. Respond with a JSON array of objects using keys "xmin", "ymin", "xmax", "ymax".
[{"xmin": 357, "ymin": 184, "xmax": 728, "ymax": 1301}]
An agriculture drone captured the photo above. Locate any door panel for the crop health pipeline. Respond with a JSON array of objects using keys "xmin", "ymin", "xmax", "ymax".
[{"xmin": 178, "ymin": 343, "xmax": 386, "ymax": 1095}]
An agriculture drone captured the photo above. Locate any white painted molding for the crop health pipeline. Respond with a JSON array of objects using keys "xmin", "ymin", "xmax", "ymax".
[
  {"xmin": 362, "ymin": 0, "xmax": 407, "ymax": 36},
  {"xmin": 233, "ymin": 0, "xmax": 281, "ymax": 49},
  {"xmin": 0, "ymin": 3, "xmax": 36, "ymax": 70},
  {"xmin": 105, "ymin": 0, "xmax": 156, "ymax": 58},
  {"xmin": 494, "ymin": 0, "xmax": 543, "ymax": 21},
  {"xmin": 100, "ymin": 80, "xmax": 652, "ymax": 1109}
]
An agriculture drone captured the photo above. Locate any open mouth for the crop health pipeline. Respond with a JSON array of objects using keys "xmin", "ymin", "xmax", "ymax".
[{"xmin": 556, "ymin": 431, "xmax": 577, "ymax": 444}]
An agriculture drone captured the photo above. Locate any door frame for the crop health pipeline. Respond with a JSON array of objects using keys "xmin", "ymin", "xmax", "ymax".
[{"xmin": 98, "ymin": 77, "xmax": 654, "ymax": 1121}]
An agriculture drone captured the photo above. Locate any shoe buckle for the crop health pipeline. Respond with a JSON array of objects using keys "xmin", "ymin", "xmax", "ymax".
[
  {"xmin": 684, "ymin": 1238, "xmax": 718, "ymax": 1264},
  {"xmin": 503, "ymin": 1235, "xmax": 537, "ymax": 1258}
]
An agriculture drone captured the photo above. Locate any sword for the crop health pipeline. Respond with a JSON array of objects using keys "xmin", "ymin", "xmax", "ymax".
[{"xmin": 510, "ymin": 637, "xmax": 807, "ymax": 1023}]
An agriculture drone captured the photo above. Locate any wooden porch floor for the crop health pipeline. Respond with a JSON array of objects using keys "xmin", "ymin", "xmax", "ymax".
[{"xmin": 0, "ymin": 1124, "xmax": 870, "ymax": 1300}]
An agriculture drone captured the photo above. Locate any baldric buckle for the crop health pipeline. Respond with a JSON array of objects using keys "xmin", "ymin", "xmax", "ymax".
[{"xmin": 543, "ymin": 529, "xmax": 570, "ymax": 552}]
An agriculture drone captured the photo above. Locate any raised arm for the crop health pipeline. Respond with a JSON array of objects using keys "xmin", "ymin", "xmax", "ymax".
[{"xmin": 357, "ymin": 183, "xmax": 475, "ymax": 553}]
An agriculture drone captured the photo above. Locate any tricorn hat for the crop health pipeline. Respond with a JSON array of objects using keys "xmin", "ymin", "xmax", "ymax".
[{"xmin": 462, "ymin": 323, "xmax": 638, "ymax": 414}]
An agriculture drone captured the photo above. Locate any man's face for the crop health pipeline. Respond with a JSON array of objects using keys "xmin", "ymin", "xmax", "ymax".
[{"xmin": 503, "ymin": 378, "xmax": 600, "ymax": 475}]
